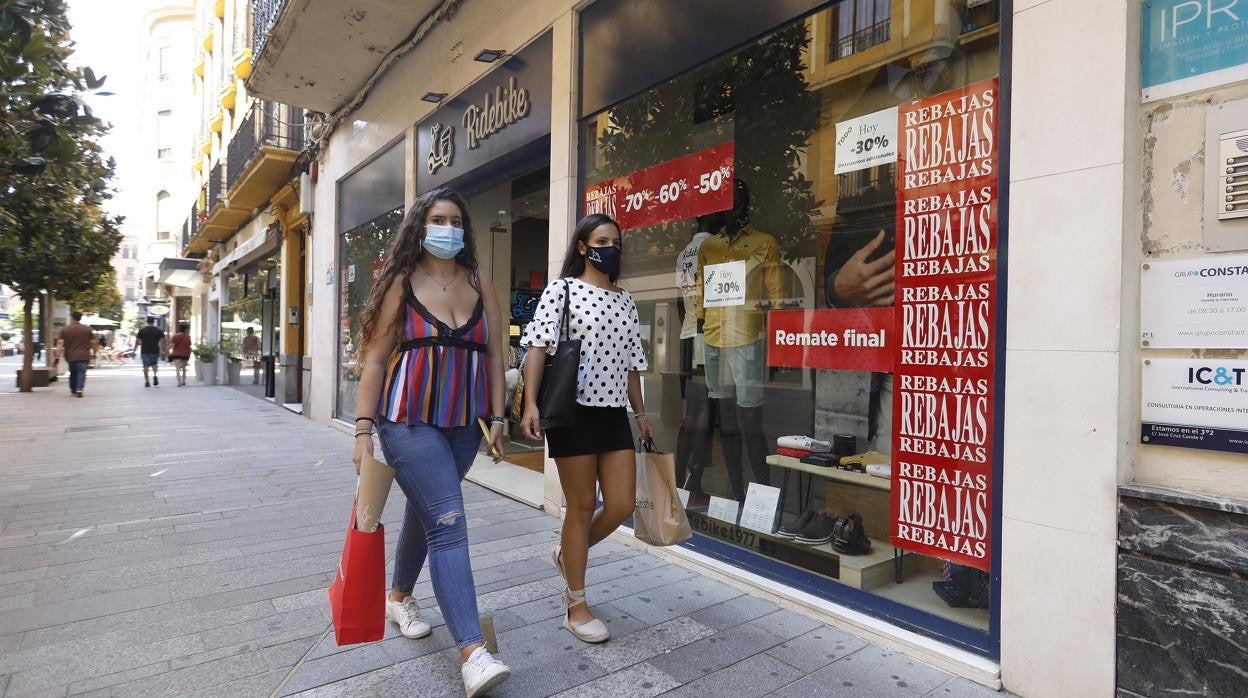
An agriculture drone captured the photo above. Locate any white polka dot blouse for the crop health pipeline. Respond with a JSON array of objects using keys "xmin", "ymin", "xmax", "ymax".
[{"xmin": 520, "ymin": 277, "xmax": 648, "ymax": 408}]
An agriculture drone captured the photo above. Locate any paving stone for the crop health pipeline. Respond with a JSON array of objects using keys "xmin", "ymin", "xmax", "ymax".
[
  {"xmin": 286, "ymin": 649, "xmax": 463, "ymax": 698},
  {"xmin": 686, "ymin": 593, "xmax": 780, "ymax": 630},
  {"xmin": 489, "ymin": 654, "xmax": 609, "ymax": 698},
  {"xmin": 763, "ymin": 625, "xmax": 868, "ymax": 674},
  {"xmin": 550, "ymin": 661, "xmax": 681, "ymax": 698},
  {"xmin": 278, "ymin": 643, "xmax": 393, "ymax": 696},
  {"xmin": 645, "ymin": 622, "xmax": 788, "ymax": 684},
  {"xmin": 744, "ymin": 607, "xmax": 826, "ymax": 642},
  {"xmin": 769, "ymin": 645, "xmax": 958, "ymax": 697},
  {"xmin": 579, "ymin": 615, "xmax": 717, "ymax": 672},
  {"xmin": 605, "ymin": 576, "xmax": 743, "ymax": 627},
  {"xmin": 660, "ymin": 651, "xmax": 806, "ymax": 697},
  {"xmin": 926, "ymin": 676, "xmax": 1005, "ymax": 697}
]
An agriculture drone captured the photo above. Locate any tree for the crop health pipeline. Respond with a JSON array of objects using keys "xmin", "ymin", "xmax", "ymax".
[
  {"xmin": 69, "ymin": 267, "xmax": 123, "ymax": 320},
  {"xmin": 0, "ymin": 0, "xmax": 119, "ymax": 392}
]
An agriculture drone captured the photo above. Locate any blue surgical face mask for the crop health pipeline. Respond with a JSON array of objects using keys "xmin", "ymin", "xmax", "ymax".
[{"xmin": 423, "ymin": 224, "xmax": 465, "ymax": 259}]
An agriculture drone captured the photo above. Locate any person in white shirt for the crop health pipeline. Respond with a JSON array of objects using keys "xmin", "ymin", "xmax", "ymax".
[{"xmin": 520, "ymin": 213, "xmax": 653, "ymax": 644}]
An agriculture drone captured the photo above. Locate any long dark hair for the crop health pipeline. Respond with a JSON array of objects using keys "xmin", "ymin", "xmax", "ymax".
[
  {"xmin": 559, "ymin": 213, "xmax": 622, "ymax": 282},
  {"xmin": 357, "ymin": 187, "xmax": 478, "ymax": 364}
]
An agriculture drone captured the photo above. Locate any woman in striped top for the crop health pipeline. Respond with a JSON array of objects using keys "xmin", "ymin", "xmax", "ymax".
[{"xmin": 352, "ymin": 187, "xmax": 510, "ymax": 697}]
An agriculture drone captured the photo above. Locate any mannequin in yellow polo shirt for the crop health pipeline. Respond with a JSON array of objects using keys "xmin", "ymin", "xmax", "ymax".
[{"xmin": 694, "ymin": 179, "xmax": 785, "ymax": 501}]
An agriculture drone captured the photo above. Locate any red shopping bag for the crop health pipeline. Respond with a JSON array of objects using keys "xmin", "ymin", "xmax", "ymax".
[{"xmin": 327, "ymin": 498, "xmax": 386, "ymax": 645}]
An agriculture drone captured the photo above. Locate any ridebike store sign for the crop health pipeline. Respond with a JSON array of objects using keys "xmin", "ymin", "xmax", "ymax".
[
  {"xmin": 416, "ymin": 32, "xmax": 552, "ymax": 191},
  {"xmin": 1141, "ymin": 0, "xmax": 1248, "ymax": 102},
  {"xmin": 1142, "ymin": 358, "xmax": 1248, "ymax": 454}
]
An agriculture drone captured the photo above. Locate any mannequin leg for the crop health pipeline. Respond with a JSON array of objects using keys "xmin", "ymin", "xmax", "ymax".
[
  {"xmin": 738, "ymin": 405, "xmax": 770, "ymax": 486},
  {"xmin": 717, "ymin": 397, "xmax": 746, "ymax": 501}
]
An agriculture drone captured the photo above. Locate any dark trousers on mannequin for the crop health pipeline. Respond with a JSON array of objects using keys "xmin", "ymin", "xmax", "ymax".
[
  {"xmin": 676, "ymin": 337, "xmax": 716, "ymax": 494},
  {"xmin": 717, "ymin": 399, "xmax": 770, "ymax": 501}
]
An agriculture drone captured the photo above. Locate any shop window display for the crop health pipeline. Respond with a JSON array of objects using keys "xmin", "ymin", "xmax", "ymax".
[
  {"xmin": 336, "ymin": 207, "xmax": 404, "ymax": 419},
  {"xmin": 581, "ymin": 1, "xmax": 999, "ymax": 634}
]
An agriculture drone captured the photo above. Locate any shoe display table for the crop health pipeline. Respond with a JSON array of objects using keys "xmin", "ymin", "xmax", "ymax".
[{"xmin": 767, "ymin": 454, "xmax": 904, "ymax": 587}]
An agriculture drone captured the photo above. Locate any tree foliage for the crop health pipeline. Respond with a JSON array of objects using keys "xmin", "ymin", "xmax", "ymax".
[
  {"xmin": 0, "ymin": 0, "xmax": 121, "ymax": 391},
  {"xmin": 594, "ymin": 21, "xmax": 820, "ymax": 267}
]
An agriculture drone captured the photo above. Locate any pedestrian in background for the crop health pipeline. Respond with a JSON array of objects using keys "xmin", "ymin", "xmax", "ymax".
[
  {"xmin": 520, "ymin": 213, "xmax": 652, "ymax": 644},
  {"xmin": 136, "ymin": 317, "xmax": 165, "ymax": 387},
  {"xmin": 56, "ymin": 311, "xmax": 93, "ymax": 398},
  {"xmin": 351, "ymin": 187, "xmax": 510, "ymax": 697},
  {"xmin": 242, "ymin": 327, "xmax": 262, "ymax": 384},
  {"xmin": 169, "ymin": 322, "xmax": 192, "ymax": 386}
]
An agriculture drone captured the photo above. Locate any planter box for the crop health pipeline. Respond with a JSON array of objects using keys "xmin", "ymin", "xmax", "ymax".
[
  {"xmin": 197, "ymin": 360, "xmax": 218, "ymax": 385},
  {"xmin": 226, "ymin": 359, "xmax": 242, "ymax": 385},
  {"xmin": 14, "ymin": 368, "xmax": 53, "ymax": 388}
]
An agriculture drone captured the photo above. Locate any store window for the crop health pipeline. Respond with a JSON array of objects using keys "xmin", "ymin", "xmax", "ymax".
[
  {"xmin": 582, "ymin": 0, "xmax": 1000, "ymax": 647},
  {"xmin": 335, "ymin": 140, "xmax": 405, "ymax": 420}
]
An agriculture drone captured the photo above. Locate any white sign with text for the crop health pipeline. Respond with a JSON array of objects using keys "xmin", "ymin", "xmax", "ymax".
[
  {"xmin": 835, "ymin": 106, "xmax": 899, "ymax": 174},
  {"xmin": 706, "ymin": 495, "xmax": 741, "ymax": 524},
  {"xmin": 1140, "ymin": 254, "xmax": 1248, "ymax": 348},
  {"xmin": 738, "ymin": 483, "xmax": 782, "ymax": 535},
  {"xmin": 703, "ymin": 260, "xmax": 747, "ymax": 308}
]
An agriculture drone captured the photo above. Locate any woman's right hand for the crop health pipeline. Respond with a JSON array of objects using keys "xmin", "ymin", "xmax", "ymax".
[
  {"xmin": 520, "ymin": 405, "xmax": 542, "ymax": 440},
  {"xmin": 352, "ymin": 435, "xmax": 374, "ymax": 475}
]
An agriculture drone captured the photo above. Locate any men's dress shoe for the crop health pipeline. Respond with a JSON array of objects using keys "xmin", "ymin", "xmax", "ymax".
[
  {"xmin": 776, "ymin": 509, "xmax": 816, "ymax": 539},
  {"xmin": 831, "ymin": 512, "xmax": 872, "ymax": 555},
  {"xmin": 795, "ymin": 512, "xmax": 836, "ymax": 546}
]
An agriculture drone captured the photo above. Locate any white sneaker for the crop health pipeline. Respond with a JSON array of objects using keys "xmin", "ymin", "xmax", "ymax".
[
  {"xmin": 385, "ymin": 596, "xmax": 432, "ymax": 639},
  {"xmin": 461, "ymin": 646, "xmax": 510, "ymax": 697},
  {"xmin": 776, "ymin": 435, "xmax": 832, "ymax": 452}
]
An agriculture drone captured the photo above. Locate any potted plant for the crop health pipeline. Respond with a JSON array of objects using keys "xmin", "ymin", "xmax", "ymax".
[{"xmin": 193, "ymin": 342, "xmax": 220, "ymax": 385}]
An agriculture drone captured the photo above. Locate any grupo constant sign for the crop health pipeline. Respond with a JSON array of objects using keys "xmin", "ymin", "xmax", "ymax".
[{"xmin": 416, "ymin": 32, "xmax": 552, "ymax": 191}]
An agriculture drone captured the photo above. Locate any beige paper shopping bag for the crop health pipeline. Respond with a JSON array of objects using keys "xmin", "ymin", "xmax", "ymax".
[
  {"xmin": 634, "ymin": 444, "xmax": 693, "ymax": 546},
  {"xmin": 355, "ymin": 451, "xmax": 395, "ymax": 532}
]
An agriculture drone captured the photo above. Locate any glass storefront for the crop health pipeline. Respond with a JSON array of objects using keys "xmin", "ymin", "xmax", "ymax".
[
  {"xmin": 581, "ymin": 0, "xmax": 1001, "ymax": 649},
  {"xmin": 220, "ymin": 251, "xmax": 280, "ymax": 397},
  {"xmin": 335, "ymin": 140, "xmax": 406, "ymax": 420}
]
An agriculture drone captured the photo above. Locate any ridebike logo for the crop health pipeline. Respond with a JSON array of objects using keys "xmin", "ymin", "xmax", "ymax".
[
  {"xmin": 1188, "ymin": 366, "xmax": 1246, "ymax": 386},
  {"xmin": 1173, "ymin": 265, "xmax": 1248, "ymax": 278}
]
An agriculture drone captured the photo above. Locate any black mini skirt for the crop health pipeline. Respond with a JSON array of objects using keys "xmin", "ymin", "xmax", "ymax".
[{"xmin": 545, "ymin": 404, "xmax": 635, "ymax": 458}]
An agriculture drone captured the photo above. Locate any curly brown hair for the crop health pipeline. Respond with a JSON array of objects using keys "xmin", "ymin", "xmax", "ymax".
[{"xmin": 355, "ymin": 187, "xmax": 479, "ymax": 369}]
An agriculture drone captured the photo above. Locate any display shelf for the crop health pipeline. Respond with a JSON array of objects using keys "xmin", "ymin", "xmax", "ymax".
[
  {"xmin": 782, "ymin": 535, "xmax": 906, "ymax": 591},
  {"xmin": 767, "ymin": 454, "xmax": 890, "ymax": 491}
]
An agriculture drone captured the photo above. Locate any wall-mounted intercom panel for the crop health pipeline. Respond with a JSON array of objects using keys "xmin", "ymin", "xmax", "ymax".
[{"xmin": 1205, "ymin": 99, "xmax": 1248, "ymax": 251}]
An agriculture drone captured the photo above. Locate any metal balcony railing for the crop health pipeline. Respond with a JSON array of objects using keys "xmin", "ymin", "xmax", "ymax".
[
  {"xmin": 252, "ymin": 0, "xmax": 287, "ymax": 60},
  {"xmin": 208, "ymin": 162, "xmax": 227, "ymax": 211},
  {"xmin": 832, "ymin": 19, "xmax": 891, "ymax": 60},
  {"xmin": 226, "ymin": 100, "xmax": 304, "ymax": 190}
]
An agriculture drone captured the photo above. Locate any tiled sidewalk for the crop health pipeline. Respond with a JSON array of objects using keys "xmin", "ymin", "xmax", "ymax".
[{"xmin": 0, "ymin": 364, "xmax": 1000, "ymax": 697}]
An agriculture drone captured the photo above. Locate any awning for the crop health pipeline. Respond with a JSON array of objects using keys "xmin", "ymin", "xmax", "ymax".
[{"xmin": 157, "ymin": 257, "xmax": 204, "ymax": 289}]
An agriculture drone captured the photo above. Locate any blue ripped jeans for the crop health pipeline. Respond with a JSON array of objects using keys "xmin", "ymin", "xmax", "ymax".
[{"xmin": 376, "ymin": 418, "xmax": 483, "ymax": 649}]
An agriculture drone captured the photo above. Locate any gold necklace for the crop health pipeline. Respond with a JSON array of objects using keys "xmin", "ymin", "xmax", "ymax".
[{"xmin": 423, "ymin": 266, "xmax": 458, "ymax": 292}]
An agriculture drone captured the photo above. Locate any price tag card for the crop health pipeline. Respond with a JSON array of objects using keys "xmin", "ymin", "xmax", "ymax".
[
  {"xmin": 706, "ymin": 496, "xmax": 741, "ymax": 524},
  {"xmin": 676, "ymin": 487, "xmax": 691, "ymax": 509},
  {"xmin": 738, "ymin": 483, "xmax": 782, "ymax": 534},
  {"xmin": 703, "ymin": 260, "xmax": 746, "ymax": 308},
  {"xmin": 835, "ymin": 106, "xmax": 899, "ymax": 174}
]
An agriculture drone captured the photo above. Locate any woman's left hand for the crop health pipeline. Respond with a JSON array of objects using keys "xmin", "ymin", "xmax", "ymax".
[
  {"xmin": 488, "ymin": 422, "xmax": 506, "ymax": 463},
  {"xmin": 636, "ymin": 415, "xmax": 654, "ymax": 442}
]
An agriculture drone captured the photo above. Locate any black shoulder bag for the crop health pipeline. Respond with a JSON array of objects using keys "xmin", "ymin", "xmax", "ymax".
[{"xmin": 537, "ymin": 279, "xmax": 581, "ymax": 429}]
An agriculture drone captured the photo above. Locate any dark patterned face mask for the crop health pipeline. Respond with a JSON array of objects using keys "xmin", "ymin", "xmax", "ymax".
[{"xmin": 585, "ymin": 245, "xmax": 621, "ymax": 277}]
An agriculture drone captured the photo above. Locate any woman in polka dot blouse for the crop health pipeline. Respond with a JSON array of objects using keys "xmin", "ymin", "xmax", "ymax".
[{"xmin": 520, "ymin": 213, "xmax": 652, "ymax": 644}]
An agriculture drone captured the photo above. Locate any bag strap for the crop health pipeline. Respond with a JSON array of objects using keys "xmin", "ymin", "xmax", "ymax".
[{"xmin": 558, "ymin": 278, "xmax": 572, "ymax": 341}]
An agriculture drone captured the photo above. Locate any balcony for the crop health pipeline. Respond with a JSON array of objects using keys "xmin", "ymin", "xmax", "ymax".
[
  {"xmin": 246, "ymin": 0, "xmax": 442, "ymax": 112},
  {"xmin": 198, "ymin": 162, "xmax": 250, "ymax": 250},
  {"xmin": 225, "ymin": 100, "xmax": 303, "ymax": 210},
  {"xmin": 831, "ymin": 19, "xmax": 891, "ymax": 61}
]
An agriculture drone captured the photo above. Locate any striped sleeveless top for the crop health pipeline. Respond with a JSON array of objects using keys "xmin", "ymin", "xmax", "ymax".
[{"xmin": 379, "ymin": 279, "xmax": 490, "ymax": 427}]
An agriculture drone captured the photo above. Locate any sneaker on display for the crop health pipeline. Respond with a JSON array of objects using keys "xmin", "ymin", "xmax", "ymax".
[
  {"xmin": 385, "ymin": 596, "xmax": 432, "ymax": 639},
  {"xmin": 461, "ymin": 646, "xmax": 511, "ymax": 697},
  {"xmin": 776, "ymin": 509, "xmax": 816, "ymax": 539},
  {"xmin": 831, "ymin": 512, "xmax": 873, "ymax": 555},
  {"xmin": 866, "ymin": 463, "xmax": 891, "ymax": 479},
  {"xmin": 777, "ymin": 435, "xmax": 832, "ymax": 452},
  {"xmin": 839, "ymin": 450, "xmax": 888, "ymax": 472},
  {"xmin": 794, "ymin": 512, "xmax": 835, "ymax": 546}
]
